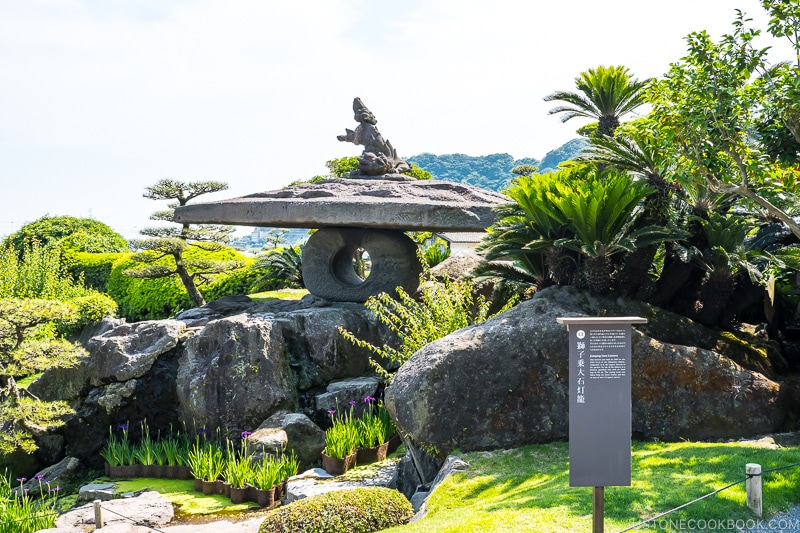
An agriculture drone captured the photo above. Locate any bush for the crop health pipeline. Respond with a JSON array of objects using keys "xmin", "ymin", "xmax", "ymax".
[
  {"xmin": 64, "ymin": 292, "xmax": 118, "ymax": 333},
  {"xmin": 202, "ymin": 260, "xmax": 271, "ymax": 301},
  {"xmin": 4, "ymin": 215, "xmax": 128, "ymax": 253},
  {"xmin": 63, "ymin": 251, "xmax": 126, "ymax": 292},
  {"xmin": 107, "ymin": 256, "xmax": 193, "ymax": 321},
  {"xmin": 107, "ymin": 246, "xmax": 250, "ymax": 321},
  {"xmin": 259, "ymin": 487, "xmax": 413, "ymax": 533}
]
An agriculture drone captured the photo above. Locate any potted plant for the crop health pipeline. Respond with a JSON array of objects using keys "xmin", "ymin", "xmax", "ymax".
[
  {"xmin": 276, "ymin": 450, "xmax": 299, "ymax": 503},
  {"xmin": 253, "ymin": 456, "xmax": 281, "ymax": 508},
  {"xmin": 225, "ymin": 449, "xmax": 254, "ymax": 504},
  {"xmin": 356, "ymin": 399, "xmax": 395, "ymax": 464},
  {"xmin": 322, "ymin": 409, "xmax": 359, "ymax": 475}
]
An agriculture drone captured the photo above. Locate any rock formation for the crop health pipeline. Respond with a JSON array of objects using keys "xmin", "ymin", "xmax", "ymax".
[
  {"xmin": 27, "ymin": 295, "xmax": 390, "ymax": 471},
  {"xmin": 386, "ymin": 285, "xmax": 799, "ymax": 483}
]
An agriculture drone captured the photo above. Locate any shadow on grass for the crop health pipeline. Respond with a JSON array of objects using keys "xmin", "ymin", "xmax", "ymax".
[{"xmin": 442, "ymin": 440, "xmax": 800, "ymax": 530}]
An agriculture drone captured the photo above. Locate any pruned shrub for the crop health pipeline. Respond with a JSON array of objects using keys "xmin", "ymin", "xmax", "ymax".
[
  {"xmin": 107, "ymin": 256, "xmax": 192, "ymax": 321},
  {"xmin": 259, "ymin": 487, "xmax": 413, "ymax": 533},
  {"xmin": 63, "ymin": 251, "xmax": 126, "ymax": 292}
]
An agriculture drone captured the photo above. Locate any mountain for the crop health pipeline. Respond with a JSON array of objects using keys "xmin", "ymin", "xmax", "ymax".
[{"xmin": 407, "ymin": 138, "xmax": 587, "ymax": 192}]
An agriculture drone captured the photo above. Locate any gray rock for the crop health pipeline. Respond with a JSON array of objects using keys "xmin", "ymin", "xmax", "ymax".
[
  {"xmin": 173, "ymin": 178, "xmax": 507, "ymax": 233},
  {"xmin": 316, "ymin": 377, "xmax": 380, "ymax": 416},
  {"xmin": 78, "ymin": 482, "xmax": 116, "ymax": 501},
  {"xmin": 246, "ymin": 428, "xmax": 288, "ymax": 457},
  {"xmin": 77, "ymin": 316, "xmax": 126, "ymax": 348},
  {"xmin": 409, "ymin": 491, "xmax": 429, "ymax": 513},
  {"xmin": 286, "ymin": 462, "xmax": 398, "ymax": 503},
  {"xmin": 386, "ymin": 285, "xmax": 795, "ymax": 466},
  {"xmin": 276, "ymin": 306, "xmax": 388, "ymax": 390},
  {"xmin": 88, "ymin": 320, "xmax": 186, "ymax": 386},
  {"xmin": 257, "ymin": 412, "xmax": 326, "ymax": 471},
  {"xmin": 426, "ymin": 251, "xmax": 483, "ymax": 282},
  {"xmin": 393, "ymin": 452, "xmax": 422, "ymax": 499},
  {"xmin": 176, "ymin": 314, "xmax": 297, "ymax": 430},
  {"xmin": 15, "ymin": 457, "xmax": 80, "ymax": 497},
  {"xmin": 55, "ymin": 491, "xmax": 173, "ymax": 530},
  {"xmin": 96, "ymin": 380, "xmax": 137, "ymax": 415}
]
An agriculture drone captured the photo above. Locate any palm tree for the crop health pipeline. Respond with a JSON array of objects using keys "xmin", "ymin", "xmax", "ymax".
[
  {"xmin": 577, "ymin": 126, "xmax": 678, "ymax": 296},
  {"xmin": 676, "ymin": 212, "xmax": 773, "ymax": 326},
  {"xmin": 544, "ymin": 65, "xmax": 650, "ymax": 137},
  {"xmin": 474, "ymin": 171, "xmax": 577, "ymax": 292},
  {"xmin": 550, "ymin": 171, "xmax": 683, "ymax": 295}
]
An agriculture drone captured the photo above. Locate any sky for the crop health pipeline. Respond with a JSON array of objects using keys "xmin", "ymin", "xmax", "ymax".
[{"xmin": 0, "ymin": 0, "xmax": 793, "ymax": 240}]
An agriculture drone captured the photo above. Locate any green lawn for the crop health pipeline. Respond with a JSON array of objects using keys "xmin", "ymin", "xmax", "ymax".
[
  {"xmin": 249, "ymin": 288, "xmax": 308, "ymax": 301},
  {"xmin": 381, "ymin": 441, "xmax": 800, "ymax": 533}
]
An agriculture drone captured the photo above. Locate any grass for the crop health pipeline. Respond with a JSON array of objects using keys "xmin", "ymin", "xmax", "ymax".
[
  {"xmin": 249, "ymin": 288, "xmax": 308, "ymax": 301},
  {"xmin": 110, "ymin": 478, "xmax": 258, "ymax": 518},
  {"xmin": 380, "ymin": 440, "xmax": 800, "ymax": 533}
]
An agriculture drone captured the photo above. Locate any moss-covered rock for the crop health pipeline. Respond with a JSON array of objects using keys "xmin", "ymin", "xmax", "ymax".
[{"xmin": 259, "ymin": 487, "xmax": 413, "ymax": 533}]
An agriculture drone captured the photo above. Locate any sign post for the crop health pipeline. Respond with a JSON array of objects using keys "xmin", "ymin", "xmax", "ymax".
[{"xmin": 556, "ymin": 316, "xmax": 647, "ymax": 533}]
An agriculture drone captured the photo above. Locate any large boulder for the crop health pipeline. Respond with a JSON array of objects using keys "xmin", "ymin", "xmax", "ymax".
[
  {"xmin": 176, "ymin": 313, "xmax": 297, "ymax": 431},
  {"xmin": 386, "ymin": 286, "xmax": 797, "ymax": 464},
  {"xmin": 257, "ymin": 411, "xmax": 326, "ymax": 471}
]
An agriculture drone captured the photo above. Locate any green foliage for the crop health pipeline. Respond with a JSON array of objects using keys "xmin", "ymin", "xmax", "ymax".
[
  {"xmin": 201, "ymin": 260, "xmax": 272, "ymax": 302},
  {"xmin": 253, "ymin": 246, "xmax": 304, "ymax": 290},
  {"xmin": 326, "ymin": 156, "xmax": 360, "ymax": 178},
  {"xmin": 407, "ymin": 153, "xmax": 540, "ymax": 191},
  {"xmin": 647, "ymin": 10, "xmax": 800, "ymax": 239},
  {"xmin": 62, "ymin": 251, "xmax": 125, "ymax": 292},
  {"xmin": 0, "ymin": 299, "xmax": 84, "ymax": 454},
  {"xmin": 324, "ymin": 408, "xmax": 359, "ymax": 460},
  {"xmin": 259, "ymin": 487, "xmax": 413, "ymax": 533},
  {"xmin": 511, "ymin": 164, "xmax": 538, "ymax": 177},
  {"xmin": 129, "ymin": 179, "xmax": 241, "ymax": 308},
  {"xmin": 0, "ymin": 241, "xmax": 87, "ymax": 301},
  {"xmin": 3, "ymin": 215, "xmax": 128, "ymax": 254},
  {"xmin": 107, "ymin": 255, "xmax": 193, "ymax": 321},
  {"xmin": 110, "ymin": 245, "xmax": 250, "ymax": 320},
  {"xmin": 403, "ymin": 163, "xmax": 432, "ymax": 180},
  {"xmin": 0, "ymin": 470, "xmax": 59, "ymax": 532},
  {"xmin": 0, "ymin": 241, "xmax": 116, "ymax": 333},
  {"xmin": 476, "ymin": 166, "xmax": 683, "ymax": 295},
  {"xmin": 544, "ymin": 65, "xmax": 650, "ymax": 137},
  {"xmin": 339, "ymin": 277, "xmax": 514, "ymax": 382},
  {"xmin": 421, "ymin": 239, "xmax": 450, "ymax": 268}
]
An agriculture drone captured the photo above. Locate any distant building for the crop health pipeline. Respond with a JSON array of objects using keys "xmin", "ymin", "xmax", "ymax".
[
  {"xmin": 232, "ymin": 227, "xmax": 311, "ymax": 251},
  {"xmin": 436, "ymin": 232, "xmax": 486, "ymax": 254}
]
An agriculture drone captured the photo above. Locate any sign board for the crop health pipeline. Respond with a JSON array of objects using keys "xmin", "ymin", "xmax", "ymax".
[{"xmin": 556, "ymin": 316, "xmax": 646, "ymax": 487}]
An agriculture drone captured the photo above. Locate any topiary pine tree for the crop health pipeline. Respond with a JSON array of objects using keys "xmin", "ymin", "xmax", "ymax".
[
  {"xmin": 0, "ymin": 298, "xmax": 83, "ymax": 454},
  {"xmin": 125, "ymin": 179, "xmax": 243, "ymax": 308}
]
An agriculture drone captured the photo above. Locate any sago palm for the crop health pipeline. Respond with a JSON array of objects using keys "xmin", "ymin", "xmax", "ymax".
[
  {"xmin": 544, "ymin": 65, "xmax": 650, "ymax": 137},
  {"xmin": 551, "ymin": 171, "xmax": 683, "ymax": 295},
  {"xmin": 475, "ymin": 171, "xmax": 577, "ymax": 290}
]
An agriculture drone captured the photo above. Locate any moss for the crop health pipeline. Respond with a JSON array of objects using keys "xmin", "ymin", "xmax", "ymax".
[{"xmin": 258, "ymin": 487, "xmax": 412, "ymax": 533}]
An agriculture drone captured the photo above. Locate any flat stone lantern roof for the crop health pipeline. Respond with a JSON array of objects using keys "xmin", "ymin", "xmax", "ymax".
[{"xmin": 172, "ymin": 178, "xmax": 507, "ymax": 233}]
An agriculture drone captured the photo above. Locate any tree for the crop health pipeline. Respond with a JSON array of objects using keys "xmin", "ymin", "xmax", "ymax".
[
  {"xmin": 0, "ymin": 299, "xmax": 83, "ymax": 454},
  {"xmin": 544, "ymin": 65, "xmax": 650, "ymax": 137},
  {"xmin": 126, "ymin": 179, "xmax": 244, "ymax": 308},
  {"xmin": 648, "ymin": 11, "xmax": 800, "ymax": 240}
]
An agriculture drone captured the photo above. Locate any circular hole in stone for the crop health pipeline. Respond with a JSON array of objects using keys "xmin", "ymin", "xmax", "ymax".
[{"xmin": 353, "ymin": 248, "xmax": 372, "ymax": 280}]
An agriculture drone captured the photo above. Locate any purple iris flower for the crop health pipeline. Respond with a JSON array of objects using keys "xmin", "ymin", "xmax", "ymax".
[
  {"xmin": 117, "ymin": 423, "xmax": 128, "ymax": 431},
  {"xmin": 241, "ymin": 431, "xmax": 252, "ymax": 439},
  {"xmin": 327, "ymin": 409, "xmax": 336, "ymax": 416},
  {"xmin": 364, "ymin": 395, "xmax": 376, "ymax": 403},
  {"xmin": 16, "ymin": 477, "xmax": 26, "ymax": 483},
  {"xmin": 348, "ymin": 400, "xmax": 357, "ymax": 407}
]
